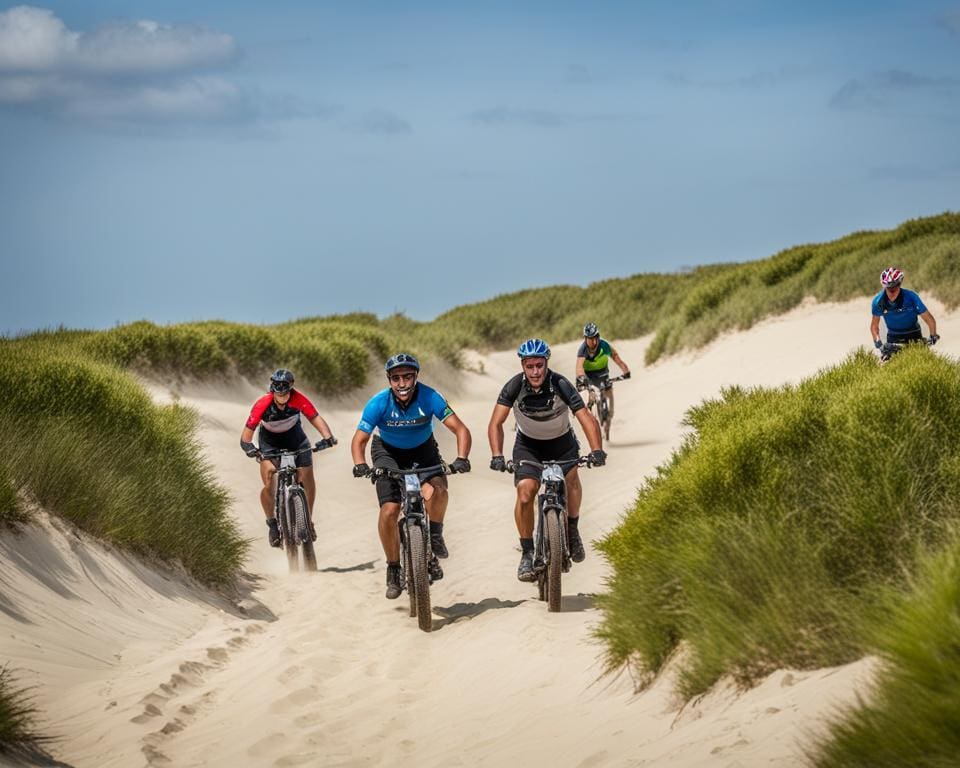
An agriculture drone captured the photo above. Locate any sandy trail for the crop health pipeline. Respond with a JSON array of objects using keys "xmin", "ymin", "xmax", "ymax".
[{"xmin": 3, "ymin": 298, "xmax": 957, "ymax": 767}]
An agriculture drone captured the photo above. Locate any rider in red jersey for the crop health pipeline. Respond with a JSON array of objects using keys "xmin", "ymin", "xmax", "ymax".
[{"xmin": 240, "ymin": 369, "xmax": 336, "ymax": 547}]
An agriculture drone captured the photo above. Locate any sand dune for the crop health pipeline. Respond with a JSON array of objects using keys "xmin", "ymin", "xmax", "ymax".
[{"xmin": 3, "ymin": 297, "xmax": 957, "ymax": 767}]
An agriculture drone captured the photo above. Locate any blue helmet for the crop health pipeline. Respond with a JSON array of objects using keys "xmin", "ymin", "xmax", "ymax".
[
  {"xmin": 385, "ymin": 352, "xmax": 420, "ymax": 373},
  {"xmin": 517, "ymin": 338, "xmax": 551, "ymax": 360}
]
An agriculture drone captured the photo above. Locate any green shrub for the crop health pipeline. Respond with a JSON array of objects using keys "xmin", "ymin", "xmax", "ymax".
[
  {"xmin": 597, "ymin": 347, "xmax": 960, "ymax": 697},
  {"xmin": 811, "ymin": 535, "xmax": 960, "ymax": 767},
  {"xmin": 0, "ymin": 347, "xmax": 245, "ymax": 585}
]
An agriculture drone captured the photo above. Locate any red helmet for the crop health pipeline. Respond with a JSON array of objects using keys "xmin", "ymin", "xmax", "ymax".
[{"xmin": 880, "ymin": 267, "xmax": 903, "ymax": 288}]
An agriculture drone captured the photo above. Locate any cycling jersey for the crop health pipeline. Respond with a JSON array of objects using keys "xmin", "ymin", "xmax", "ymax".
[
  {"xmin": 497, "ymin": 370, "xmax": 584, "ymax": 441},
  {"xmin": 578, "ymin": 339, "xmax": 612, "ymax": 374},
  {"xmin": 871, "ymin": 288, "xmax": 928, "ymax": 334},
  {"xmin": 246, "ymin": 390, "xmax": 318, "ymax": 435},
  {"xmin": 357, "ymin": 383, "xmax": 454, "ymax": 449}
]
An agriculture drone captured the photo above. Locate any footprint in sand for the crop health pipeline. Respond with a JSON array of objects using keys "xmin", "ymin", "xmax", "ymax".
[
  {"xmin": 294, "ymin": 711, "xmax": 323, "ymax": 727},
  {"xmin": 269, "ymin": 685, "xmax": 320, "ymax": 713},
  {"xmin": 247, "ymin": 732, "xmax": 285, "ymax": 759},
  {"xmin": 277, "ymin": 664, "xmax": 303, "ymax": 684}
]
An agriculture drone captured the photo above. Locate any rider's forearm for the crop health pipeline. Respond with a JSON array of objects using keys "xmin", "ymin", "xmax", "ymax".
[
  {"xmin": 575, "ymin": 360, "xmax": 585, "ymax": 378},
  {"xmin": 870, "ymin": 317, "xmax": 881, "ymax": 343},
  {"xmin": 309, "ymin": 415, "xmax": 333, "ymax": 440},
  {"xmin": 923, "ymin": 312, "xmax": 937, "ymax": 337},
  {"xmin": 456, "ymin": 426, "xmax": 473, "ymax": 458},
  {"xmin": 613, "ymin": 354, "xmax": 629, "ymax": 374},
  {"xmin": 576, "ymin": 410, "xmax": 602, "ymax": 451},
  {"xmin": 241, "ymin": 426, "xmax": 255, "ymax": 443},
  {"xmin": 488, "ymin": 423, "xmax": 504, "ymax": 456},
  {"xmin": 350, "ymin": 430, "xmax": 370, "ymax": 465}
]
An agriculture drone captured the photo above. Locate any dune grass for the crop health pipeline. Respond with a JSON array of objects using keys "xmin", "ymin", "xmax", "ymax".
[
  {"xmin": 0, "ymin": 667, "xmax": 48, "ymax": 757},
  {"xmin": 596, "ymin": 346, "xmax": 960, "ymax": 698},
  {"xmin": 431, "ymin": 211, "xmax": 960, "ymax": 364},
  {"xmin": 809, "ymin": 535, "xmax": 960, "ymax": 767},
  {"xmin": 0, "ymin": 345, "xmax": 245, "ymax": 585}
]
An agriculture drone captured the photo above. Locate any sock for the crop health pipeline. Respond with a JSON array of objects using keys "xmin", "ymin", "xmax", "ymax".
[
  {"xmin": 387, "ymin": 560, "xmax": 400, "ymax": 568},
  {"xmin": 266, "ymin": 517, "xmax": 278, "ymax": 527},
  {"xmin": 568, "ymin": 516, "xmax": 580, "ymax": 530},
  {"xmin": 520, "ymin": 537, "xmax": 534, "ymax": 554},
  {"xmin": 429, "ymin": 520, "xmax": 444, "ymax": 535}
]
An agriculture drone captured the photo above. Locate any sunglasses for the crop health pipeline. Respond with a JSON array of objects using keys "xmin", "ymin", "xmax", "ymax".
[{"xmin": 389, "ymin": 372, "xmax": 417, "ymax": 383}]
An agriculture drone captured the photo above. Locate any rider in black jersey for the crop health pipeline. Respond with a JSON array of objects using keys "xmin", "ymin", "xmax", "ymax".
[{"xmin": 487, "ymin": 338, "xmax": 605, "ymax": 581}]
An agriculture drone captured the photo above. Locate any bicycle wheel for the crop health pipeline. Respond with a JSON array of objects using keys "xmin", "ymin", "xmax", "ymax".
[
  {"xmin": 401, "ymin": 523, "xmax": 416, "ymax": 617},
  {"xmin": 406, "ymin": 520, "xmax": 432, "ymax": 632},
  {"xmin": 545, "ymin": 509, "xmax": 563, "ymax": 612},
  {"xmin": 280, "ymin": 494, "xmax": 299, "ymax": 573},
  {"xmin": 290, "ymin": 490, "xmax": 317, "ymax": 572}
]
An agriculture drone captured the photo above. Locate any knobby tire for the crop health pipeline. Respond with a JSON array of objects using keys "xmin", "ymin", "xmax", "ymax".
[
  {"xmin": 290, "ymin": 490, "xmax": 317, "ymax": 572},
  {"xmin": 402, "ymin": 525, "xmax": 416, "ymax": 617},
  {"xmin": 281, "ymin": 494, "xmax": 299, "ymax": 574},
  {"xmin": 407, "ymin": 520, "xmax": 432, "ymax": 632},
  {"xmin": 545, "ymin": 509, "xmax": 563, "ymax": 612}
]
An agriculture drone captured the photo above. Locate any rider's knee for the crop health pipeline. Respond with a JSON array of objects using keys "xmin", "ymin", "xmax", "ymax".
[
  {"xmin": 516, "ymin": 481, "xmax": 538, "ymax": 505},
  {"xmin": 379, "ymin": 503, "xmax": 401, "ymax": 522}
]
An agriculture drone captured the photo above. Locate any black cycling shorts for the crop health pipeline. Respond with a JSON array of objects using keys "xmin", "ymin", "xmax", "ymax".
[
  {"xmin": 887, "ymin": 327, "xmax": 923, "ymax": 344},
  {"xmin": 512, "ymin": 429, "xmax": 580, "ymax": 486},
  {"xmin": 258, "ymin": 427, "xmax": 312, "ymax": 468},
  {"xmin": 371, "ymin": 435, "xmax": 446, "ymax": 507},
  {"xmin": 584, "ymin": 369, "xmax": 610, "ymax": 386}
]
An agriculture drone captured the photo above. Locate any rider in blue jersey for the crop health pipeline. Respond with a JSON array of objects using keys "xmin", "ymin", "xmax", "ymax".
[
  {"xmin": 351, "ymin": 353, "xmax": 472, "ymax": 599},
  {"xmin": 870, "ymin": 266, "xmax": 939, "ymax": 349}
]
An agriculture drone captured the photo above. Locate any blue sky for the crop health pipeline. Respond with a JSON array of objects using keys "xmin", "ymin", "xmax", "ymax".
[{"xmin": 1, "ymin": 1, "xmax": 958, "ymax": 334}]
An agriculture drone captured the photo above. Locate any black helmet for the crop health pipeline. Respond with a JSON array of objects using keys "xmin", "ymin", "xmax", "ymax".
[
  {"xmin": 385, "ymin": 353, "xmax": 420, "ymax": 373},
  {"xmin": 583, "ymin": 322, "xmax": 599, "ymax": 338},
  {"xmin": 270, "ymin": 368, "xmax": 295, "ymax": 393}
]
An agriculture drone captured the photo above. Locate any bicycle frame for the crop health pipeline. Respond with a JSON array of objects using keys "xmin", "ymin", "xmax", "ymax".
[
  {"xmin": 534, "ymin": 463, "xmax": 570, "ymax": 576},
  {"xmin": 398, "ymin": 471, "xmax": 432, "ymax": 563}
]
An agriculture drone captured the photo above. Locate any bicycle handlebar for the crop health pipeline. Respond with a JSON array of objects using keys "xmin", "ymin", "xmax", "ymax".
[
  {"xmin": 256, "ymin": 442, "xmax": 333, "ymax": 462},
  {"xmin": 506, "ymin": 456, "xmax": 590, "ymax": 474},
  {"xmin": 368, "ymin": 463, "xmax": 451, "ymax": 480},
  {"xmin": 577, "ymin": 374, "xmax": 629, "ymax": 391}
]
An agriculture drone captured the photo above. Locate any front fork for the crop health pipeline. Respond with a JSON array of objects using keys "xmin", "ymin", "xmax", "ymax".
[
  {"xmin": 397, "ymin": 498, "xmax": 434, "ymax": 588},
  {"xmin": 535, "ymin": 498, "xmax": 570, "ymax": 574}
]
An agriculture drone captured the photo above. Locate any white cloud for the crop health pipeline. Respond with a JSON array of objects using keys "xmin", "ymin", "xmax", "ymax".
[
  {"xmin": 73, "ymin": 19, "xmax": 236, "ymax": 75},
  {"xmin": 0, "ymin": 6, "xmax": 77, "ymax": 71},
  {"xmin": 0, "ymin": 5, "xmax": 283, "ymax": 125}
]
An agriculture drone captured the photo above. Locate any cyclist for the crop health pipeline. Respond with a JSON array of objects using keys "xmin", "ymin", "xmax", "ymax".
[
  {"xmin": 575, "ymin": 322, "xmax": 631, "ymax": 427},
  {"xmin": 488, "ymin": 338, "xmax": 606, "ymax": 582},
  {"xmin": 240, "ymin": 369, "xmax": 337, "ymax": 547},
  {"xmin": 351, "ymin": 353, "xmax": 472, "ymax": 600},
  {"xmin": 870, "ymin": 267, "xmax": 939, "ymax": 351}
]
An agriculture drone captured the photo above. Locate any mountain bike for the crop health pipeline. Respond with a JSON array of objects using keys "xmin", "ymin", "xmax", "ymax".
[
  {"xmin": 369, "ymin": 463, "xmax": 453, "ymax": 633},
  {"xmin": 258, "ymin": 443, "xmax": 332, "ymax": 573},
  {"xmin": 578, "ymin": 374, "xmax": 627, "ymax": 443},
  {"xmin": 508, "ymin": 456, "xmax": 591, "ymax": 612},
  {"xmin": 879, "ymin": 336, "xmax": 937, "ymax": 363}
]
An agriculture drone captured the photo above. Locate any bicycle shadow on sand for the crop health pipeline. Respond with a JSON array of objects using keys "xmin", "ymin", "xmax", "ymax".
[
  {"xmin": 559, "ymin": 593, "xmax": 596, "ymax": 612},
  {"xmin": 431, "ymin": 597, "xmax": 524, "ymax": 629},
  {"xmin": 320, "ymin": 559, "xmax": 377, "ymax": 574}
]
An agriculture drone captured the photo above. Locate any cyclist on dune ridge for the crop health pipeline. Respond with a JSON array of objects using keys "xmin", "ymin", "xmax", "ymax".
[
  {"xmin": 240, "ymin": 369, "xmax": 337, "ymax": 547},
  {"xmin": 488, "ymin": 338, "xmax": 605, "ymax": 582},
  {"xmin": 351, "ymin": 353, "xmax": 472, "ymax": 600},
  {"xmin": 870, "ymin": 267, "xmax": 939, "ymax": 350}
]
